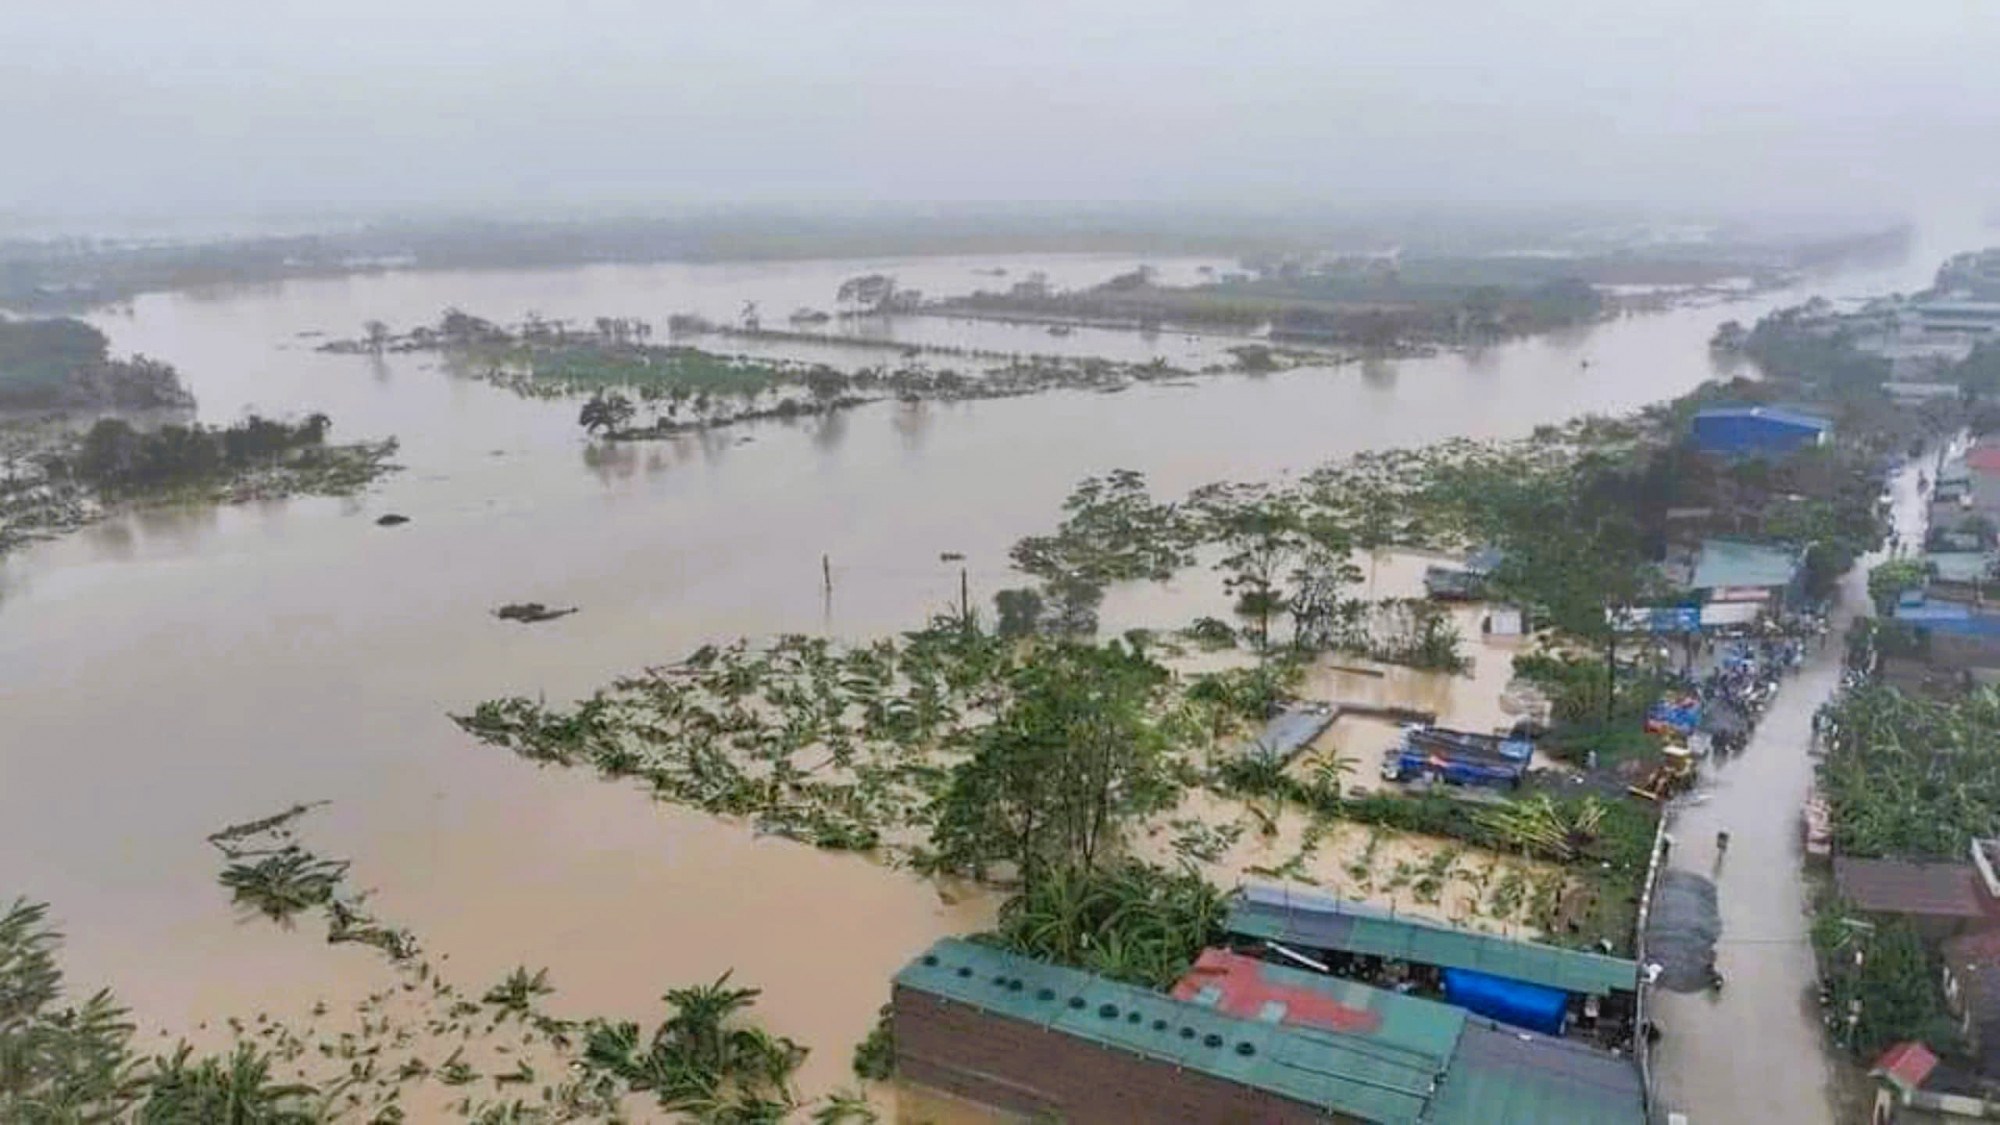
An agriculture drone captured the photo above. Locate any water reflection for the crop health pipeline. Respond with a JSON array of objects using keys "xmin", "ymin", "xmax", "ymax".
[
  {"xmin": 578, "ymin": 439, "xmax": 675, "ymax": 483},
  {"xmin": 130, "ymin": 501, "xmax": 220, "ymax": 548},
  {"xmin": 1360, "ymin": 356, "xmax": 1397, "ymax": 390},
  {"xmin": 82, "ymin": 517, "xmax": 137, "ymax": 561},
  {"xmin": 811, "ymin": 407, "xmax": 850, "ymax": 453},
  {"xmin": 892, "ymin": 399, "xmax": 932, "ymax": 453}
]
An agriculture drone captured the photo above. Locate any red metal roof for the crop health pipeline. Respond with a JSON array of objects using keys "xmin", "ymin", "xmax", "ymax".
[
  {"xmin": 1967, "ymin": 445, "xmax": 2000, "ymax": 473},
  {"xmin": 1871, "ymin": 1041, "xmax": 1939, "ymax": 1093},
  {"xmin": 1170, "ymin": 949, "xmax": 1383, "ymax": 1034}
]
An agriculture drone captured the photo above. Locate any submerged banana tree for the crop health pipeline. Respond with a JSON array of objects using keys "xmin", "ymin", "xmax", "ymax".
[
  {"xmin": 138, "ymin": 1042, "xmax": 323, "ymax": 1125},
  {"xmin": 581, "ymin": 971, "xmax": 806, "ymax": 1121},
  {"xmin": 217, "ymin": 849, "xmax": 349, "ymax": 924}
]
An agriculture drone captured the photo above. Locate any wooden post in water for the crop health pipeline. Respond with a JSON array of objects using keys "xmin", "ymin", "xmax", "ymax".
[
  {"xmin": 960, "ymin": 567, "xmax": 970, "ymax": 626},
  {"xmin": 822, "ymin": 553, "xmax": 832, "ymax": 596}
]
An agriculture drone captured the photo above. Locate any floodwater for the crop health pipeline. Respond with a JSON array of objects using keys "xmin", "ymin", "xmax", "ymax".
[
  {"xmin": 0, "ymin": 234, "xmax": 1973, "ymax": 1102},
  {"xmin": 1649, "ymin": 456, "xmax": 1930, "ymax": 1123}
]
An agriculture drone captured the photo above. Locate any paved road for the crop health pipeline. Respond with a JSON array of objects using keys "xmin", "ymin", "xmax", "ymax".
[{"xmin": 1651, "ymin": 461, "xmax": 1928, "ymax": 1124}]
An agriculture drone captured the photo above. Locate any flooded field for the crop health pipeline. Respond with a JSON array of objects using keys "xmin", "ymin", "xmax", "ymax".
[{"xmin": 0, "ymin": 238, "xmax": 1967, "ymax": 1105}]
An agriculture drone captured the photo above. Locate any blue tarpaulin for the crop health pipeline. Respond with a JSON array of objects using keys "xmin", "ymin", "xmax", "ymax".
[
  {"xmin": 1441, "ymin": 967, "xmax": 1570, "ymax": 1036},
  {"xmin": 1646, "ymin": 697, "xmax": 1702, "ymax": 736},
  {"xmin": 1647, "ymin": 606, "xmax": 1701, "ymax": 634}
]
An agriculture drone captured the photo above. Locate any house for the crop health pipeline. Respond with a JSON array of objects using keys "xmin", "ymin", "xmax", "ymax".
[
  {"xmin": 892, "ymin": 937, "xmax": 1646, "ymax": 1125},
  {"xmin": 1965, "ymin": 446, "xmax": 2000, "ymax": 518},
  {"xmin": 1686, "ymin": 538, "xmax": 1807, "ymax": 614},
  {"xmin": 1687, "ymin": 406, "xmax": 1831, "ymax": 458},
  {"xmin": 1223, "ymin": 886, "xmax": 1639, "ymax": 1045},
  {"xmin": 1833, "ymin": 855, "xmax": 1995, "ymax": 941}
]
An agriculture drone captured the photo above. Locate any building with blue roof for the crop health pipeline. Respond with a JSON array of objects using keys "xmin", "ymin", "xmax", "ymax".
[{"xmin": 1688, "ymin": 406, "xmax": 1831, "ymax": 458}]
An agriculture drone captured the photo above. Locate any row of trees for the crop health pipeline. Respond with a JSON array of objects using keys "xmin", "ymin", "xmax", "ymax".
[{"xmin": 52, "ymin": 414, "xmax": 333, "ymax": 493}]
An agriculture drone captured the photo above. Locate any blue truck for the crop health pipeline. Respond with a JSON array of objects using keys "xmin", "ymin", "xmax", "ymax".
[{"xmin": 1379, "ymin": 725, "xmax": 1532, "ymax": 790}]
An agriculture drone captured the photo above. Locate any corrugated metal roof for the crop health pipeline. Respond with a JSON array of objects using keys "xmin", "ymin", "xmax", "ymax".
[
  {"xmin": 1689, "ymin": 539, "xmax": 1802, "ymax": 591},
  {"xmin": 1833, "ymin": 857, "xmax": 1990, "ymax": 918},
  {"xmin": 1231, "ymin": 705, "xmax": 1337, "ymax": 767},
  {"xmin": 1172, "ymin": 949, "xmax": 1467, "ymax": 1052},
  {"xmin": 1691, "ymin": 405, "xmax": 1831, "ymax": 431},
  {"xmin": 1928, "ymin": 552, "xmax": 1994, "ymax": 584},
  {"xmin": 1227, "ymin": 886, "xmax": 1639, "ymax": 996},
  {"xmin": 1427, "ymin": 1022, "xmax": 1646, "ymax": 1125},
  {"xmin": 897, "ymin": 938, "xmax": 1643, "ymax": 1125},
  {"xmin": 1897, "ymin": 600, "xmax": 1973, "ymax": 624},
  {"xmin": 1969, "ymin": 446, "xmax": 2000, "ymax": 474},
  {"xmin": 1870, "ymin": 1040, "xmax": 1940, "ymax": 1095},
  {"xmin": 896, "ymin": 938, "xmax": 1450, "ymax": 1124}
]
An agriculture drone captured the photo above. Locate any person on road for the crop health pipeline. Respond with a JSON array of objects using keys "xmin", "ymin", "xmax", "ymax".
[{"xmin": 1716, "ymin": 829, "xmax": 1730, "ymax": 855}]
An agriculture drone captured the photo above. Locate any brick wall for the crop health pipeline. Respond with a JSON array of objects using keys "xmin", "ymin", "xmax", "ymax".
[{"xmin": 893, "ymin": 985, "xmax": 1355, "ymax": 1125}]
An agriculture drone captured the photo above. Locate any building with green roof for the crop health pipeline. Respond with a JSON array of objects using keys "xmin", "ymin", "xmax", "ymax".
[
  {"xmin": 892, "ymin": 937, "xmax": 1644, "ymax": 1125},
  {"xmin": 1227, "ymin": 885, "xmax": 1639, "ymax": 998}
]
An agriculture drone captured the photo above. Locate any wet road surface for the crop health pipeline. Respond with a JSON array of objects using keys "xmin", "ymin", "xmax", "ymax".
[{"xmin": 1650, "ymin": 459, "xmax": 1928, "ymax": 1123}]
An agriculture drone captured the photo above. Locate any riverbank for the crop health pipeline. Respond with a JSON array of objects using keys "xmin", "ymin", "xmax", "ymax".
[{"xmin": 0, "ymin": 414, "xmax": 398, "ymax": 560}]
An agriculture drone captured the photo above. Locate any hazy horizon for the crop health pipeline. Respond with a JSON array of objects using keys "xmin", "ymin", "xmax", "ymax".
[{"xmin": 7, "ymin": 0, "xmax": 1998, "ymax": 226}]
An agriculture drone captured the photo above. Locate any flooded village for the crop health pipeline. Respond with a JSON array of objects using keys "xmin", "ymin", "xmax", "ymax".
[{"xmin": 3, "ymin": 209, "xmax": 1998, "ymax": 1125}]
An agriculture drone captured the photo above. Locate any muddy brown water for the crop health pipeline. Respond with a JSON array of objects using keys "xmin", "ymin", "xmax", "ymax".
[{"xmin": 0, "ymin": 239, "xmax": 1969, "ymax": 1104}]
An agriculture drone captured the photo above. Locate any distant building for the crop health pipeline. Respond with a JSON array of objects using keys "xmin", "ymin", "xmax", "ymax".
[
  {"xmin": 1884, "ymin": 381, "xmax": 1964, "ymax": 406},
  {"xmin": 1912, "ymin": 299, "xmax": 2000, "ymax": 336},
  {"xmin": 1687, "ymin": 406, "xmax": 1831, "ymax": 458},
  {"xmin": 892, "ymin": 937, "xmax": 1646, "ymax": 1125}
]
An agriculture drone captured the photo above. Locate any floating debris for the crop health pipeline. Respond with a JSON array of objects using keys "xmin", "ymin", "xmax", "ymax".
[{"xmin": 493, "ymin": 602, "xmax": 577, "ymax": 624}]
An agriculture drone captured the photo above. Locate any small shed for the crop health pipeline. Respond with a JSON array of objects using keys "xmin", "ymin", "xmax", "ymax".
[
  {"xmin": 1688, "ymin": 406, "xmax": 1831, "ymax": 457},
  {"xmin": 1868, "ymin": 1039, "xmax": 1942, "ymax": 1124}
]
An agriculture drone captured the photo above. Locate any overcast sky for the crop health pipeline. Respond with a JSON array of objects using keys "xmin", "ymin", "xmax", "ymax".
[{"xmin": 5, "ymin": 0, "xmax": 1996, "ymax": 222}]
